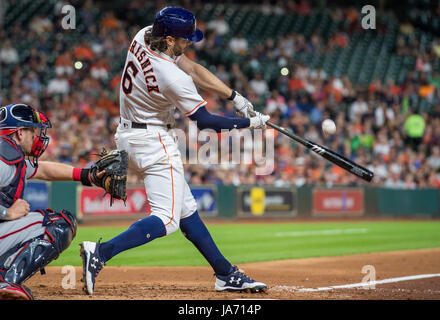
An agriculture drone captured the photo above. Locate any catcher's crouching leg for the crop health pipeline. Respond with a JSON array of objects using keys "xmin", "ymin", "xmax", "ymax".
[{"xmin": 1, "ymin": 209, "xmax": 77, "ymax": 285}]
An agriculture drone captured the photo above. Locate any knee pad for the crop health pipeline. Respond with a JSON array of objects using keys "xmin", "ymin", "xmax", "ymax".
[
  {"xmin": 2, "ymin": 209, "xmax": 77, "ymax": 285},
  {"xmin": 44, "ymin": 209, "xmax": 77, "ymax": 254}
]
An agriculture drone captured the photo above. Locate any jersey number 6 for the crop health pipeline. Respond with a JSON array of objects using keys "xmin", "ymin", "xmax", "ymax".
[{"xmin": 122, "ymin": 61, "xmax": 139, "ymax": 95}]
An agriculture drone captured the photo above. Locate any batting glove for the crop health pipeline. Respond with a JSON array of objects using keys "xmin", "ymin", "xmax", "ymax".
[
  {"xmin": 230, "ymin": 91, "xmax": 255, "ymax": 118},
  {"xmin": 249, "ymin": 112, "xmax": 270, "ymax": 129}
]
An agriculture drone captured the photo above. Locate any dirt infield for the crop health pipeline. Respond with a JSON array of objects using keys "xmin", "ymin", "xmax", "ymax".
[{"xmin": 27, "ymin": 248, "xmax": 440, "ymax": 300}]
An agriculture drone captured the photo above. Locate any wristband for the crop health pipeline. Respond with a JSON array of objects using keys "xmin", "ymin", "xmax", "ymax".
[
  {"xmin": 78, "ymin": 168, "xmax": 92, "ymax": 186},
  {"xmin": 227, "ymin": 90, "xmax": 236, "ymax": 101},
  {"xmin": 72, "ymin": 168, "xmax": 82, "ymax": 181}
]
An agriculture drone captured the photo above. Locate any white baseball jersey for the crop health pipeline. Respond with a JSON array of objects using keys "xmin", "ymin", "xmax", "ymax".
[
  {"xmin": 119, "ymin": 26, "xmax": 207, "ymax": 126},
  {"xmin": 116, "ymin": 26, "xmax": 200, "ymax": 235}
]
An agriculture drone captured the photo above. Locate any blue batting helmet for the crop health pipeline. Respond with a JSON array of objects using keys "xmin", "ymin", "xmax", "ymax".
[{"xmin": 152, "ymin": 7, "xmax": 203, "ymax": 42}]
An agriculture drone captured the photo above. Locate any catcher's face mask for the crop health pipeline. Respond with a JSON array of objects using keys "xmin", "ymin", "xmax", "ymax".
[{"xmin": 29, "ymin": 109, "xmax": 51, "ymax": 167}]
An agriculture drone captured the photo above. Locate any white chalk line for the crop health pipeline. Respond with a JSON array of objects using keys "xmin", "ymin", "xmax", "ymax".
[
  {"xmin": 271, "ymin": 273, "xmax": 440, "ymax": 292},
  {"xmin": 275, "ymin": 228, "xmax": 369, "ymax": 237}
]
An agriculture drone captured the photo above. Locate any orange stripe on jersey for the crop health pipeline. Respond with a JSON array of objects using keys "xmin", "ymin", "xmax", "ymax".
[
  {"xmin": 185, "ymin": 100, "xmax": 207, "ymax": 116},
  {"xmin": 158, "ymin": 132, "xmax": 175, "ymax": 227},
  {"xmin": 145, "ymin": 45, "xmax": 175, "ymax": 63}
]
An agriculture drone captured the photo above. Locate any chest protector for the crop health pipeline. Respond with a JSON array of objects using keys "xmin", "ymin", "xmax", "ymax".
[{"xmin": 0, "ymin": 137, "xmax": 27, "ymax": 208}]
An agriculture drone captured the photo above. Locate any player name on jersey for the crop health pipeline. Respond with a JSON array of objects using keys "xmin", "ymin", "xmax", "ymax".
[{"xmin": 126, "ymin": 40, "xmax": 160, "ymax": 93}]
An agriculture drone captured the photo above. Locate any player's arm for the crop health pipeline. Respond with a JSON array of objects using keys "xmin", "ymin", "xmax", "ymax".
[
  {"xmin": 177, "ymin": 54, "xmax": 232, "ymax": 98},
  {"xmin": 162, "ymin": 76, "xmax": 269, "ymax": 132},
  {"xmin": 177, "ymin": 54, "xmax": 254, "ymax": 118},
  {"xmin": 31, "ymin": 161, "xmax": 105, "ymax": 184},
  {"xmin": 31, "ymin": 161, "xmax": 77, "ymax": 181},
  {"xmin": 189, "ymin": 106, "xmax": 249, "ymax": 132},
  {"xmin": 188, "ymin": 106, "xmax": 268, "ymax": 133},
  {"xmin": 0, "ymin": 200, "xmax": 30, "ymax": 221}
]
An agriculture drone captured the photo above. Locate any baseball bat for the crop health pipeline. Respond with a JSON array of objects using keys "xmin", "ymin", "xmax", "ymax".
[{"xmin": 249, "ymin": 110, "xmax": 374, "ymax": 182}]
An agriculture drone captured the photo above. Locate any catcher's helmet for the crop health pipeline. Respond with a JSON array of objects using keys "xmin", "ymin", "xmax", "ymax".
[
  {"xmin": 152, "ymin": 7, "xmax": 203, "ymax": 42},
  {"xmin": 0, "ymin": 103, "xmax": 52, "ymax": 166}
]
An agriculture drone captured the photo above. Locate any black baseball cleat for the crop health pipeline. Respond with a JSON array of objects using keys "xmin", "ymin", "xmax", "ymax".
[
  {"xmin": 80, "ymin": 240, "xmax": 105, "ymax": 295},
  {"xmin": 215, "ymin": 266, "xmax": 267, "ymax": 293},
  {"xmin": 0, "ymin": 281, "xmax": 34, "ymax": 300}
]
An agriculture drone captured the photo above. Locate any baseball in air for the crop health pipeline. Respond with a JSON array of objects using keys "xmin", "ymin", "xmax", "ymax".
[{"xmin": 322, "ymin": 119, "xmax": 336, "ymax": 135}]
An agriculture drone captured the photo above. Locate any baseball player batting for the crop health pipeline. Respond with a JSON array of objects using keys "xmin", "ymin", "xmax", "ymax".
[
  {"xmin": 0, "ymin": 103, "xmax": 117, "ymax": 300},
  {"xmin": 80, "ymin": 6, "xmax": 270, "ymax": 295}
]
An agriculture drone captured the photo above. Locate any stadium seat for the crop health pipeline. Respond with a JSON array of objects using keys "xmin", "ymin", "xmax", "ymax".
[{"xmin": 0, "ymin": 0, "xmax": 438, "ymax": 110}]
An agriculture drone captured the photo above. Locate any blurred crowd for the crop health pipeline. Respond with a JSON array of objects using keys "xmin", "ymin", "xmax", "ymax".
[{"xmin": 0, "ymin": 0, "xmax": 439, "ymax": 189}]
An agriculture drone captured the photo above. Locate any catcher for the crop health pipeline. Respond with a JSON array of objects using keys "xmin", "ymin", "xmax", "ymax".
[{"xmin": 0, "ymin": 103, "xmax": 127, "ymax": 300}]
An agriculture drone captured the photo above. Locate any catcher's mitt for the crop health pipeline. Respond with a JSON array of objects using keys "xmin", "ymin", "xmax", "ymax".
[{"xmin": 89, "ymin": 149, "xmax": 128, "ymax": 206}]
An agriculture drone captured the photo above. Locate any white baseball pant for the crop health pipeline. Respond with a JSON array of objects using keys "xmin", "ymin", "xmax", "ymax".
[{"xmin": 115, "ymin": 118, "xmax": 198, "ymax": 235}]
